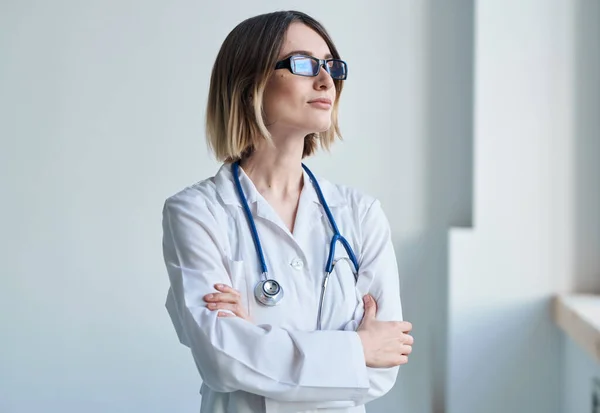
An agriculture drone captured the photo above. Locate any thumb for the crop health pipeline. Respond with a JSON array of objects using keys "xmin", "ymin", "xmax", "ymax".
[{"xmin": 362, "ymin": 294, "xmax": 377, "ymax": 319}]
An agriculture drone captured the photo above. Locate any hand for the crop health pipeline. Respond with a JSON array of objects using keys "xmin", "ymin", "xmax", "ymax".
[
  {"xmin": 203, "ymin": 284, "xmax": 252, "ymax": 322},
  {"xmin": 357, "ymin": 294, "xmax": 413, "ymax": 368}
]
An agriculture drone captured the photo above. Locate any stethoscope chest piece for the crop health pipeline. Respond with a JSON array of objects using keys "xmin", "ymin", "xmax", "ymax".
[{"xmin": 254, "ymin": 278, "xmax": 284, "ymax": 306}]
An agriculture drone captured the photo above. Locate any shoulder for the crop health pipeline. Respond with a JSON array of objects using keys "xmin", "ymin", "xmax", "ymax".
[
  {"xmin": 164, "ymin": 177, "xmax": 215, "ymax": 207},
  {"xmin": 162, "ymin": 170, "xmax": 227, "ymax": 224},
  {"xmin": 316, "ymin": 176, "xmax": 381, "ymax": 223},
  {"xmin": 161, "ymin": 173, "xmax": 233, "ymax": 258},
  {"xmin": 166, "ymin": 162, "xmax": 236, "ymax": 204}
]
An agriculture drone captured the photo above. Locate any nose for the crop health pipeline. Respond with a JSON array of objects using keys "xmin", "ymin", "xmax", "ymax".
[{"xmin": 314, "ymin": 64, "xmax": 334, "ymax": 90}]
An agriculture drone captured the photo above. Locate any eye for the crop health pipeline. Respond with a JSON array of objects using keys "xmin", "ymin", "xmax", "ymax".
[{"xmin": 290, "ymin": 56, "xmax": 316, "ymax": 75}]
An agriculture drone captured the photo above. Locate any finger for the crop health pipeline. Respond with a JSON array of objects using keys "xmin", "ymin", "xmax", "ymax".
[
  {"xmin": 401, "ymin": 344, "xmax": 412, "ymax": 355},
  {"xmin": 217, "ymin": 312, "xmax": 235, "ymax": 318},
  {"xmin": 207, "ymin": 302, "xmax": 238, "ymax": 313},
  {"xmin": 214, "ymin": 284, "xmax": 241, "ymax": 296},
  {"xmin": 403, "ymin": 334, "xmax": 414, "ymax": 345},
  {"xmin": 399, "ymin": 321, "xmax": 412, "ymax": 333},
  {"xmin": 208, "ymin": 302, "xmax": 250, "ymax": 321},
  {"xmin": 204, "ymin": 292, "xmax": 240, "ymax": 304},
  {"xmin": 362, "ymin": 294, "xmax": 377, "ymax": 319}
]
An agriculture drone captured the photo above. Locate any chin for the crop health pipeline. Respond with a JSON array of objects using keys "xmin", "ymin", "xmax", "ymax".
[
  {"xmin": 294, "ymin": 115, "xmax": 332, "ymax": 135},
  {"xmin": 309, "ymin": 120, "xmax": 333, "ymax": 134}
]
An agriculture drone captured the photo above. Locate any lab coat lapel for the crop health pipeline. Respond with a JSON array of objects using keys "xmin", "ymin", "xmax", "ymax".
[
  {"xmin": 291, "ymin": 171, "xmax": 323, "ymax": 249},
  {"xmin": 254, "ymin": 196, "xmax": 292, "ymax": 236},
  {"xmin": 292, "ymin": 168, "xmax": 347, "ymax": 255}
]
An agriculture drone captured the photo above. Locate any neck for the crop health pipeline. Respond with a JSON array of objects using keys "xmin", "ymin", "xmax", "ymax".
[{"xmin": 239, "ymin": 136, "xmax": 304, "ymax": 199}]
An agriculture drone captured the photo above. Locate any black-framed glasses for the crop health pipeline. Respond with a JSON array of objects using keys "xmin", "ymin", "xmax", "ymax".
[{"xmin": 274, "ymin": 55, "xmax": 348, "ymax": 80}]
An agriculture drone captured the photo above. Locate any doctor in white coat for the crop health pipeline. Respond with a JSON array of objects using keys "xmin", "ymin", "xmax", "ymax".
[{"xmin": 162, "ymin": 10, "xmax": 414, "ymax": 413}]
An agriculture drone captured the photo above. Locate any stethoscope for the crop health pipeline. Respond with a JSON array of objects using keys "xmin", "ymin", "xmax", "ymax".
[{"xmin": 232, "ymin": 161, "xmax": 359, "ymax": 330}]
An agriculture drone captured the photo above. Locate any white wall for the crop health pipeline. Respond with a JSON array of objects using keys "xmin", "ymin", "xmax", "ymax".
[
  {"xmin": 7, "ymin": 1, "xmax": 596, "ymax": 413},
  {"xmin": 1, "ymin": 1, "xmax": 473, "ymax": 412},
  {"xmin": 570, "ymin": 0, "xmax": 600, "ymax": 295},
  {"xmin": 448, "ymin": 0, "xmax": 600, "ymax": 412},
  {"xmin": 400, "ymin": 2, "xmax": 475, "ymax": 412},
  {"xmin": 562, "ymin": 0, "xmax": 600, "ymax": 411}
]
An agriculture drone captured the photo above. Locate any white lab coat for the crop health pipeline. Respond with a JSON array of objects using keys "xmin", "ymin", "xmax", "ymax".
[{"xmin": 162, "ymin": 163, "xmax": 403, "ymax": 413}]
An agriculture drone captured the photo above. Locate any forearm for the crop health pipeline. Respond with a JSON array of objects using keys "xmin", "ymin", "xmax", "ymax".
[{"xmin": 178, "ymin": 299, "xmax": 370, "ymax": 402}]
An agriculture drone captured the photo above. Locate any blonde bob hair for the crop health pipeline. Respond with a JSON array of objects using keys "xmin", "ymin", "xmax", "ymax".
[{"xmin": 205, "ymin": 10, "xmax": 344, "ymax": 163}]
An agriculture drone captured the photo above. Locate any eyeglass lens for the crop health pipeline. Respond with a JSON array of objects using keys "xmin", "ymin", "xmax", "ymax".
[{"xmin": 290, "ymin": 56, "xmax": 346, "ymax": 79}]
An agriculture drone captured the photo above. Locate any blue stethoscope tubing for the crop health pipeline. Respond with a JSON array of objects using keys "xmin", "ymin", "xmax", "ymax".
[{"xmin": 231, "ymin": 161, "xmax": 359, "ymax": 330}]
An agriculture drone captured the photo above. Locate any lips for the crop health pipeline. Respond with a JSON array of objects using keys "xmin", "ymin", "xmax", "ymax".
[{"xmin": 308, "ymin": 98, "xmax": 332, "ymax": 105}]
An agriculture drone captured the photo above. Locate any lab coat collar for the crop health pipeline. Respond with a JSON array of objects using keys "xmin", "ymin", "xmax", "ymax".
[{"xmin": 213, "ymin": 162, "xmax": 346, "ymax": 209}]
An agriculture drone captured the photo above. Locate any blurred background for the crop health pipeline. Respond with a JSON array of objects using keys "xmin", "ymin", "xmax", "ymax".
[{"xmin": 1, "ymin": 1, "xmax": 599, "ymax": 412}]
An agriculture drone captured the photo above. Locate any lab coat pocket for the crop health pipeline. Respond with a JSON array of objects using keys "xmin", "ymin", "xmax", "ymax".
[{"xmin": 226, "ymin": 259, "xmax": 250, "ymax": 315}]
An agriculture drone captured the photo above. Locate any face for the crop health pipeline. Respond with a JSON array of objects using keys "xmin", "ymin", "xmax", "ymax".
[{"xmin": 262, "ymin": 22, "xmax": 337, "ymax": 139}]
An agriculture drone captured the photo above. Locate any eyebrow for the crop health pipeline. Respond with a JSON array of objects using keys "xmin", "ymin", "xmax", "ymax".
[{"xmin": 280, "ymin": 50, "xmax": 334, "ymax": 60}]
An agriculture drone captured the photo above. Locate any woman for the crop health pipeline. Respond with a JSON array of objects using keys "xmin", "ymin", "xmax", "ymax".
[{"xmin": 162, "ymin": 10, "xmax": 414, "ymax": 413}]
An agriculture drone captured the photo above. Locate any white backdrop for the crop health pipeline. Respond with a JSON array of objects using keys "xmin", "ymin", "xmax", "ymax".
[{"xmin": 1, "ymin": 1, "xmax": 476, "ymax": 412}]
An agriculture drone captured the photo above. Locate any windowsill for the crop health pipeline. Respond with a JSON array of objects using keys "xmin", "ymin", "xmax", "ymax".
[{"xmin": 553, "ymin": 294, "xmax": 600, "ymax": 363}]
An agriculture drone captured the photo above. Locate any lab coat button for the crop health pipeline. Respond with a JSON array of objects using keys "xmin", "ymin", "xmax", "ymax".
[{"xmin": 290, "ymin": 258, "xmax": 304, "ymax": 270}]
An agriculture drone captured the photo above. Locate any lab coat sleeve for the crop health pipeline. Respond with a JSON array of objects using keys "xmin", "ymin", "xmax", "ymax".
[
  {"xmin": 161, "ymin": 193, "xmax": 370, "ymax": 403},
  {"xmin": 343, "ymin": 199, "xmax": 404, "ymax": 405}
]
